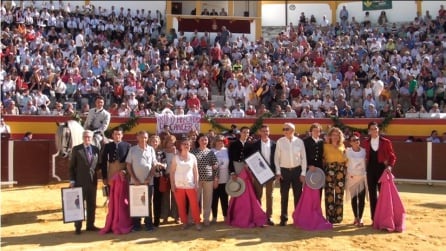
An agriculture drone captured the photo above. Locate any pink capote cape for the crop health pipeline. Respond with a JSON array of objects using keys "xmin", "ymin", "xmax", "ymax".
[
  {"xmin": 99, "ymin": 173, "xmax": 133, "ymax": 235},
  {"xmin": 226, "ymin": 168, "xmax": 267, "ymax": 228},
  {"xmin": 293, "ymin": 184, "xmax": 333, "ymax": 231},
  {"xmin": 373, "ymin": 172, "xmax": 406, "ymax": 232}
]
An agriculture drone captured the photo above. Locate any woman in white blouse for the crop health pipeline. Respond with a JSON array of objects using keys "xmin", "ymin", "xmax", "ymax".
[
  {"xmin": 345, "ymin": 132, "xmax": 368, "ymax": 227},
  {"xmin": 211, "ymin": 135, "xmax": 230, "ymax": 223},
  {"xmin": 170, "ymin": 137, "xmax": 202, "ymax": 231}
]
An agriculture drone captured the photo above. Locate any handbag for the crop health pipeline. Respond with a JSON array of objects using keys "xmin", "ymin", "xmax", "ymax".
[{"xmin": 159, "ymin": 175, "xmax": 171, "ymax": 193}]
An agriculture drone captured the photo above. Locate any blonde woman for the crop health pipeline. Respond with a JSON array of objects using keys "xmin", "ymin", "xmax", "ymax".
[
  {"xmin": 323, "ymin": 127, "xmax": 348, "ymax": 224},
  {"xmin": 187, "ymin": 129, "xmax": 199, "ymax": 150}
]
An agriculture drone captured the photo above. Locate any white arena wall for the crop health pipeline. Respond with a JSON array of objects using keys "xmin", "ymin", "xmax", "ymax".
[{"xmin": 262, "ymin": 1, "xmax": 444, "ymax": 27}]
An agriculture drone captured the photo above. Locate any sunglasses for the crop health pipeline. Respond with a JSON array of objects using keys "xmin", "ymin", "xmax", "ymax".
[
  {"xmin": 351, "ymin": 138, "xmax": 360, "ymax": 142},
  {"xmin": 283, "ymin": 128, "xmax": 291, "ymax": 131}
]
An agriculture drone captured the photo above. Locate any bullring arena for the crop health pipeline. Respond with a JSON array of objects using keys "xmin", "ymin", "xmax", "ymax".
[{"xmin": 1, "ymin": 1, "xmax": 446, "ymax": 250}]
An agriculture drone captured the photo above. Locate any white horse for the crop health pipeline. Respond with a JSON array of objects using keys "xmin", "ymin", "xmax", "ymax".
[
  {"xmin": 55, "ymin": 120, "xmax": 108, "ymax": 157},
  {"xmin": 55, "ymin": 120, "xmax": 85, "ymax": 158},
  {"xmin": 54, "ymin": 120, "xmax": 110, "ymax": 206},
  {"xmin": 54, "ymin": 120, "xmax": 109, "ymax": 180}
]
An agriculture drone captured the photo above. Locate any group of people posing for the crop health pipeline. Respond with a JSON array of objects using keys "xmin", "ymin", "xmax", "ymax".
[{"xmin": 69, "ymin": 102, "xmax": 397, "ymax": 234}]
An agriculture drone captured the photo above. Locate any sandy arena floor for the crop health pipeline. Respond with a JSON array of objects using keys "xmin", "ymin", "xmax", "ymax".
[{"xmin": 1, "ymin": 182, "xmax": 445, "ymax": 251}]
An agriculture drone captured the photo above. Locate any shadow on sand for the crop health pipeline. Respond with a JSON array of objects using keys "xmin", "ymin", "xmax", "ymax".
[
  {"xmin": 1, "ymin": 221, "xmax": 390, "ymax": 249},
  {"xmin": 1, "ymin": 209, "xmax": 62, "ymax": 227}
]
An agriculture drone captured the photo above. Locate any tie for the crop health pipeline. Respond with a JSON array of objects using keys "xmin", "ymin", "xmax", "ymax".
[
  {"xmin": 86, "ymin": 146, "xmax": 95, "ymax": 181},
  {"xmin": 114, "ymin": 143, "xmax": 120, "ymax": 161},
  {"xmin": 240, "ymin": 142, "xmax": 245, "ymax": 161},
  {"xmin": 86, "ymin": 146, "xmax": 92, "ymax": 163}
]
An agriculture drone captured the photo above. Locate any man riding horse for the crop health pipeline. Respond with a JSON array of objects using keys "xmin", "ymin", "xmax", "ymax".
[{"xmin": 83, "ymin": 96, "xmax": 111, "ymax": 148}]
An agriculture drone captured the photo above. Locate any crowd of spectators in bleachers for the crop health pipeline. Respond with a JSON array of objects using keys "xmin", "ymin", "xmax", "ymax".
[{"xmin": 1, "ymin": 2, "xmax": 446, "ymax": 120}]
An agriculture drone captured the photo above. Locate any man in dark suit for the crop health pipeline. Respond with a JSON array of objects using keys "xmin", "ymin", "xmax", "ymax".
[
  {"xmin": 250, "ymin": 125, "xmax": 276, "ymax": 226},
  {"xmin": 69, "ymin": 130, "xmax": 100, "ymax": 234},
  {"xmin": 228, "ymin": 126, "xmax": 251, "ymax": 176},
  {"xmin": 303, "ymin": 123, "xmax": 325, "ymax": 198},
  {"xmin": 363, "ymin": 121, "xmax": 396, "ymax": 222},
  {"xmin": 101, "ymin": 127, "xmax": 131, "ymax": 183}
]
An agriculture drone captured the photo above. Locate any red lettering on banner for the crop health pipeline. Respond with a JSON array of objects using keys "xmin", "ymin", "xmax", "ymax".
[{"xmin": 156, "ymin": 114, "xmax": 201, "ymax": 134}]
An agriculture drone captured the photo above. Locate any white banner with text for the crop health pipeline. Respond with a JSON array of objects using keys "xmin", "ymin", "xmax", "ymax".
[{"xmin": 155, "ymin": 113, "xmax": 201, "ymax": 135}]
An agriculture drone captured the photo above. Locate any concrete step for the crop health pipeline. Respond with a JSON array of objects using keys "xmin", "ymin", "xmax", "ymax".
[{"xmin": 210, "ymin": 95, "xmax": 225, "ymax": 106}]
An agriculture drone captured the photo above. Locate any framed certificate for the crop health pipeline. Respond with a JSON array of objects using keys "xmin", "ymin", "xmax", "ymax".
[
  {"xmin": 129, "ymin": 185, "xmax": 149, "ymax": 217},
  {"xmin": 245, "ymin": 151, "xmax": 275, "ymax": 185},
  {"xmin": 61, "ymin": 187, "xmax": 85, "ymax": 223}
]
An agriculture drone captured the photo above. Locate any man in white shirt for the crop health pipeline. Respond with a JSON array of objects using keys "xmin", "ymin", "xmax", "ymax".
[
  {"xmin": 67, "ymin": 16, "xmax": 78, "ymax": 31},
  {"xmin": 231, "ymin": 103, "xmax": 245, "ymax": 118},
  {"xmin": 217, "ymin": 105, "xmax": 231, "ymax": 117},
  {"xmin": 274, "ymin": 123, "xmax": 307, "ymax": 226},
  {"xmin": 33, "ymin": 89, "xmax": 51, "ymax": 107},
  {"xmin": 320, "ymin": 15, "xmax": 330, "ymax": 27},
  {"xmin": 75, "ymin": 30, "xmax": 84, "ymax": 56},
  {"xmin": 312, "ymin": 67, "xmax": 323, "ymax": 82},
  {"xmin": 2, "ymin": 74, "xmax": 16, "ymax": 95},
  {"xmin": 206, "ymin": 103, "xmax": 218, "ymax": 117},
  {"xmin": 328, "ymin": 74, "xmax": 341, "ymax": 90},
  {"xmin": 186, "ymin": 105, "xmax": 201, "ymax": 116},
  {"xmin": 126, "ymin": 130, "xmax": 160, "ymax": 231},
  {"xmin": 0, "ymin": 118, "xmax": 11, "ymax": 138},
  {"xmin": 310, "ymin": 94, "xmax": 323, "ymax": 112},
  {"xmin": 225, "ymin": 73, "xmax": 238, "ymax": 89}
]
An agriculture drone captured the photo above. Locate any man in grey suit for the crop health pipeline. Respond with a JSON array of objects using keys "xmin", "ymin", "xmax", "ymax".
[
  {"xmin": 69, "ymin": 130, "xmax": 100, "ymax": 234},
  {"xmin": 249, "ymin": 125, "xmax": 276, "ymax": 226},
  {"xmin": 83, "ymin": 95, "xmax": 111, "ymax": 145}
]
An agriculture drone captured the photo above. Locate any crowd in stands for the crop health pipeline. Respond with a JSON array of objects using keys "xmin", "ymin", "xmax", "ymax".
[{"xmin": 1, "ymin": 2, "xmax": 446, "ymax": 120}]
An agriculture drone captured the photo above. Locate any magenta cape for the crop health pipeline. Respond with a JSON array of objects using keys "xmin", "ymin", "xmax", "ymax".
[
  {"xmin": 373, "ymin": 172, "xmax": 406, "ymax": 232},
  {"xmin": 226, "ymin": 169, "xmax": 267, "ymax": 228},
  {"xmin": 99, "ymin": 173, "xmax": 133, "ymax": 235},
  {"xmin": 293, "ymin": 184, "xmax": 333, "ymax": 231}
]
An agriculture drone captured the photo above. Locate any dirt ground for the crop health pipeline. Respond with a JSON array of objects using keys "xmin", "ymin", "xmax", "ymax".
[{"xmin": 1, "ymin": 182, "xmax": 445, "ymax": 251}]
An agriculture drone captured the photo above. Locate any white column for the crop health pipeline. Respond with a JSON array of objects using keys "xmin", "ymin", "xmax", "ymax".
[
  {"xmin": 426, "ymin": 142, "xmax": 432, "ymax": 184},
  {"xmin": 8, "ymin": 140, "xmax": 15, "ymax": 187}
]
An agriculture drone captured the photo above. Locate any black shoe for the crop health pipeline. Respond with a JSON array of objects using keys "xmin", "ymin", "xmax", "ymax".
[
  {"xmin": 267, "ymin": 219, "xmax": 275, "ymax": 226},
  {"xmin": 279, "ymin": 221, "xmax": 287, "ymax": 226},
  {"xmin": 132, "ymin": 226, "xmax": 142, "ymax": 232},
  {"xmin": 75, "ymin": 228, "xmax": 81, "ymax": 235},
  {"xmin": 86, "ymin": 226, "xmax": 100, "ymax": 231},
  {"xmin": 154, "ymin": 218, "xmax": 160, "ymax": 227}
]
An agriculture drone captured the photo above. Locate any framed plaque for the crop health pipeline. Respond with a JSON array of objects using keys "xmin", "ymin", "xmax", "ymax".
[
  {"xmin": 61, "ymin": 187, "xmax": 85, "ymax": 223},
  {"xmin": 129, "ymin": 185, "xmax": 149, "ymax": 217},
  {"xmin": 245, "ymin": 151, "xmax": 275, "ymax": 185}
]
